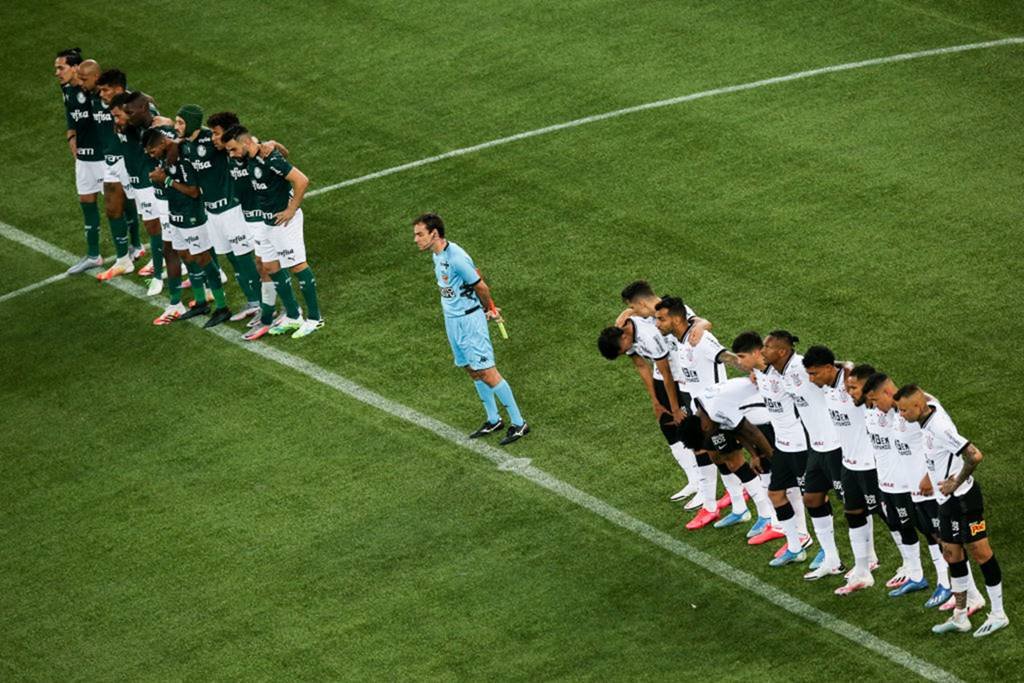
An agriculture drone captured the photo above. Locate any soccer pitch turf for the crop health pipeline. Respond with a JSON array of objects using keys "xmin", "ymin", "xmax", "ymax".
[{"xmin": 3, "ymin": 1, "xmax": 1023, "ymax": 680}]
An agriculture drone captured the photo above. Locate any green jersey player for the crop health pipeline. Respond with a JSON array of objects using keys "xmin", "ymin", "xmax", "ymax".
[
  {"xmin": 177, "ymin": 105, "xmax": 262, "ymax": 321},
  {"xmin": 55, "ymin": 49, "xmax": 106, "ymax": 275},
  {"xmin": 76, "ymin": 63, "xmax": 143, "ymax": 279},
  {"xmin": 222, "ymin": 125, "xmax": 322, "ymax": 340},
  {"xmin": 143, "ymin": 127, "xmax": 232, "ymax": 328}
]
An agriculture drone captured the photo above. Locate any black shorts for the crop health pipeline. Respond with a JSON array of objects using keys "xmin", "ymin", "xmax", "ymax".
[
  {"xmin": 913, "ymin": 498, "xmax": 941, "ymax": 541},
  {"xmin": 768, "ymin": 449, "xmax": 807, "ymax": 492},
  {"xmin": 879, "ymin": 491, "xmax": 914, "ymax": 531},
  {"xmin": 841, "ymin": 467, "xmax": 880, "ymax": 513},
  {"xmin": 805, "ymin": 448, "xmax": 843, "ymax": 496},
  {"xmin": 654, "ymin": 381, "xmax": 690, "ymax": 445},
  {"xmin": 939, "ymin": 482, "xmax": 987, "ymax": 545}
]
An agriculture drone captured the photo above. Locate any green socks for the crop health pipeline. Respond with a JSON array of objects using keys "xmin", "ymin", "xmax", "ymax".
[
  {"xmin": 109, "ymin": 216, "xmax": 129, "ymax": 258},
  {"xmin": 150, "ymin": 236, "xmax": 164, "ymax": 279},
  {"xmin": 185, "ymin": 261, "xmax": 206, "ymax": 303},
  {"xmin": 201, "ymin": 260, "xmax": 227, "ymax": 309},
  {"xmin": 295, "ymin": 267, "xmax": 321, "ymax": 320},
  {"xmin": 125, "ymin": 202, "xmax": 141, "ymax": 249},
  {"xmin": 226, "ymin": 252, "xmax": 260, "ymax": 304},
  {"xmin": 80, "ymin": 202, "xmax": 101, "ymax": 257},
  {"xmin": 167, "ymin": 275, "xmax": 182, "ymax": 305},
  {"xmin": 270, "ymin": 270, "xmax": 301, "ymax": 318}
]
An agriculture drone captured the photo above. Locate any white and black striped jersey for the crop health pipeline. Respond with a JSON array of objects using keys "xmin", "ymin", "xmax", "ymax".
[
  {"xmin": 920, "ymin": 400, "xmax": 975, "ymax": 504},
  {"xmin": 755, "ymin": 357, "xmax": 808, "ymax": 453}
]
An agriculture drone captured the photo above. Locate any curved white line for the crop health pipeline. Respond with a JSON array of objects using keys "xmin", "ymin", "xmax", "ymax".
[{"xmin": 307, "ymin": 37, "xmax": 1023, "ymax": 198}]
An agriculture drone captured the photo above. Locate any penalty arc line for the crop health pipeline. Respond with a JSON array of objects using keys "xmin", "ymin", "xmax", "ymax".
[
  {"xmin": 306, "ymin": 36, "xmax": 1024, "ymax": 198},
  {"xmin": 0, "ymin": 219, "xmax": 961, "ymax": 683}
]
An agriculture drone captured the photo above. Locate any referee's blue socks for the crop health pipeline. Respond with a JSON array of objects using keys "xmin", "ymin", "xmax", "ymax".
[
  {"xmin": 492, "ymin": 379, "xmax": 524, "ymax": 426},
  {"xmin": 474, "ymin": 380, "xmax": 500, "ymax": 423}
]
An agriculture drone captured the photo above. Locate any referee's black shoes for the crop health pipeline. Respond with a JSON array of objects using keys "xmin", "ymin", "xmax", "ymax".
[
  {"xmin": 469, "ymin": 419, "xmax": 504, "ymax": 438},
  {"xmin": 499, "ymin": 422, "xmax": 530, "ymax": 446}
]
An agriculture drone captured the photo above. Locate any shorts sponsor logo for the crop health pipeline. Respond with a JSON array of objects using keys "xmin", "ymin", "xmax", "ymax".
[
  {"xmin": 969, "ymin": 520, "xmax": 986, "ymax": 536},
  {"xmin": 229, "ymin": 234, "xmax": 248, "ymax": 245},
  {"xmin": 951, "ymin": 520, "xmax": 961, "ymax": 534},
  {"xmin": 278, "ymin": 248, "xmax": 295, "ymax": 258}
]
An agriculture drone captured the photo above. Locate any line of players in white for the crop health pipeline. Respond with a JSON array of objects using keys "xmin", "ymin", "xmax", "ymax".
[{"xmin": 598, "ymin": 282, "xmax": 1008, "ymax": 638}]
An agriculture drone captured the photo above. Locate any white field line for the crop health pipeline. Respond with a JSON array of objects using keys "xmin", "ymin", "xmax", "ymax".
[
  {"xmin": 0, "ymin": 220, "xmax": 961, "ymax": 683},
  {"xmin": 0, "ymin": 273, "xmax": 68, "ymax": 304},
  {"xmin": 306, "ymin": 36, "xmax": 1024, "ymax": 198}
]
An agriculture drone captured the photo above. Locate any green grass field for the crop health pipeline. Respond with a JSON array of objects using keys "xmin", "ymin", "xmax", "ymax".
[{"xmin": 3, "ymin": 1, "xmax": 1023, "ymax": 680}]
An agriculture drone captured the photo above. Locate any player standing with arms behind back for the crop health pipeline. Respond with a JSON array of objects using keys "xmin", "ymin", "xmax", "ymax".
[{"xmin": 413, "ymin": 213, "xmax": 529, "ymax": 445}]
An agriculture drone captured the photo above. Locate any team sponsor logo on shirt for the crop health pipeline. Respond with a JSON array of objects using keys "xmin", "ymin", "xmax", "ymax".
[
  {"xmin": 869, "ymin": 433, "xmax": 891, "ymax": 450},
  {"xmin": 765, "ymin": 397, "xmax": 784, "ymax": 414},
  {"xmin": 205, "ymin": 198, "xmax": 228, "ymax": 210},
  {"xmin": 70, "ymin": 109, "xmax": 90, "ymax": 122},
  {"xmin": 829, "ymin": 408, "xmax": 851, "ymax": 427},
  {"xmin": 192, "ymin": 159, "xmax": 213, "ymax": 170},
  {"xmin": 895, "ymin": 440, "xmax": 912, "ymax": 457}
]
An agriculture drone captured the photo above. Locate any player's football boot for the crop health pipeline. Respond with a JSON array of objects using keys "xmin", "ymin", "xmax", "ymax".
[
  {"xmin": 685, "ymin": 508, "xmax": 719, "ymax": 530},
  {"xmin": 804, "ymin": 561, "xmax": 846, "ymax": 581},
  {"xmin": 269, "ymin": 316, "xmax": 303, "ymax": 336},
  {"xmin": 932, "ymin": 612, "xmax": 971, "ymax": 634},
  {"xmin": 845, "ymin": 559, "xmax": 880, "ymax": 580},
  {"xmin": 746, "ymin": 516, "xmax": 772, "ymax": 539},
  {"xmin": 243, "ymin": 324, "xmax": 271, "ymax": 342},
  {"xmin": 469, "ymin": 419, "xmax": 505, "ymax": 439},
  {"xmin": 748, "ymin": 524, "xmax": 785, "ymax": 545},
  {"xmin": 774, "ymin": 534, "xmax": 813, "ymax": 559},
  {"xmin": 96, "ymin": 257, "xmax": 134, "ymax": 281},
  {"xmin": 499, "ymin": 422, "xmax": 530, "ymax": 445},
  {"xmin": 973, "ymin": 613, "xmax": 1009, "ymax": 638},
  {"xmin": 684, "ymin": 493, "xmax": 705, "ymax": 511},
  {"xmin": 203, "ymin": 307, "xmax": 232, "ymax": 328},
  {"xmin": 130, "ymin": 245, "xmax": 147, "ymax": 261},
  {"xmin": 885, "ymin": 566, "xmax": 910, "ymax": 589},
  {"xmin": 179, "ymin": 301, "xmax": 211, "ymax": 321},
  {"xmin": 940, "ymin": 594, "xmax": 985, "ymax": 615},
  {"xmin": 66, "ymin": 255, "xmax": 103, "ymax": 275},
  {"xmin": 769, "ymin": 548, "xmax": 807, "ymax": 567},
  {"xmin": 925, "ymin": 585, "xmax": 953, "ymax": 608},
  {"xmin": 809, "ymin": 548, "xmax": 827, "ymax": 571},
  {"xmin": 889, "ymin": 577, "xmax": 929, "ymax": 597},
  {"xmin": 713, "ymin": 509, "xmax": 751, "ymax": 529},
  {"xmin": 146, "ymin": 277, "xmax": 164, "ymax": 297},
  {"xmin": 229, "ymin": 303, "xmax": 260, "ymax": 322},
  {"xmin": 670, "ymin": 482, "xmax": 698, "ymax": 501},
  {"xmin": 153, "ymin": 302, "xmax": 187, "ymax": 326},
  {"xmin": 835, "ymin": 571, "xmax": 875, "ymax": 595},
  {"xmin": 292, "ymin": 318, "xmax": 324, "ymax": 339},
  {"xmin": 138, "ymin": 260, "xmax": 154, "ymax": 277},
  {"xmin": 715, "ymin": 490, "xmax": 749, "ymax": 511}
]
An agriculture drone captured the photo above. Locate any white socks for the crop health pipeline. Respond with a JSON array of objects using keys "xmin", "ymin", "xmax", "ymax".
[
  {"xmin": 669, "ymin": 442, "xmax": 699, "ymax": 486},
  {"xmin": 927, "ymin": 543, "xmax": 949, "ymax": 587},
  {"xmin": 786, "ymin": 488, "xmax": 807, "ymax": 535},
  {"xmin": 899, "ymin": 540, "xmax": 924, "ymax": 582},
  {"xmin": 849, "ymin": 522, "xmax": 873, "ymax": 575},
  {"xmin": 699, "ymin": 464, "xmax": 718, "ymax": 513},
  {"xmin": 811, "ymin": 513, "xmax": 840, "ymax": 569},
  {"xmin": 722, "ymin": 472, "xmax": 747, "ymax": 515},
  {"xmin": 743, "ymin": 478, "xmax": 773, "ymax": 520}
]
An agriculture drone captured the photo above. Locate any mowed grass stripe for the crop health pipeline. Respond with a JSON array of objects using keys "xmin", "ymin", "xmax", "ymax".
[
  {"xmin": 0, "ymin": 219, "xmax": 963, "ymax": 683},
  {"xmin": 305, "ymin": 37, "xmax": 1024, "ymax": 198}
]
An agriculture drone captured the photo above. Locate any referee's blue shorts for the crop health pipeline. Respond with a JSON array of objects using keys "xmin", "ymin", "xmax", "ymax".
[{"xmin": 444, "ymin": 307, "xmax": 494, "ymax": 371}]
